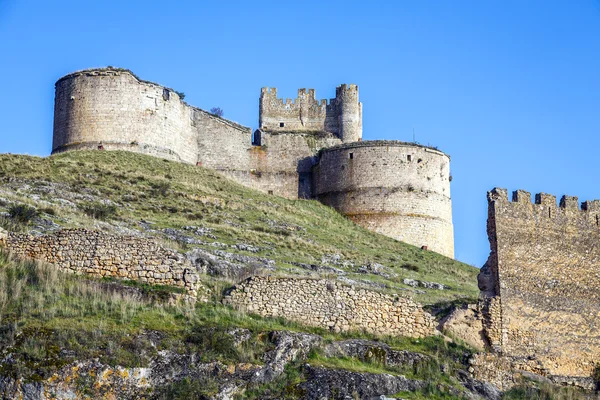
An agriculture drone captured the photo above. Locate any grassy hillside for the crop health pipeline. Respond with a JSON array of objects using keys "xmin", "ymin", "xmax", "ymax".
[{"xmin": 0, "ymin": 150, "xmax": 478, "ymax": 305}]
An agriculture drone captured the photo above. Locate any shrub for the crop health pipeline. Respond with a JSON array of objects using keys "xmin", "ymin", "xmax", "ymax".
[
  {"xmin": 151, "ymin": 181, "xmax": 171, "ymax": 197},
  {"xmin": 174, "ymin": 91, "xmax": 185, "ymax": 100},
  {"xmin": 8, "ymin": 204, "xmax": 39, "ymax": 224},
  {"xmin": 81, "ymin": 202, "xmax": 117, "ymax": 220},
  {"xmin": 210, "ymin": 107, "xmax": 224, "ymax": 117}
]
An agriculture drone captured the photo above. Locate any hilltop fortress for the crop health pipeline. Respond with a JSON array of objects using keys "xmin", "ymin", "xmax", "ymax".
[{"xmin": 52, "ymin": 67, "xmax": 454, "ymax": 257}]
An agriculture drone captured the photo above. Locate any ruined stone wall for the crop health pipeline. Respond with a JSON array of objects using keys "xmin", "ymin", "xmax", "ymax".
[
  {"xmin": 52, "ymin": 68, "xmax": 252, "ymax": 167},
  {"xmin": 224, "ymin": 276, "xmax": 437, "ymax": 337},
  {"xmin": 314, "ymin": 141, "xmax": 454, "ymax": 258},
  {"xmin": 2, "ymin": 229, "xmax": 202, "ymax": 297},
  {"xmin": 480, "ymin": 188, "xmax": 600, "ymax": 379},
  {"xmin": 259, "ymin": 85, "xmax": 362, "ymax": 142}
]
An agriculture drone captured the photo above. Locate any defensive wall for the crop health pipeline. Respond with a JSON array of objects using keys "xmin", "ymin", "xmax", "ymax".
[
  {"xmin": 477, "ymin": 188, "xmax": 600, "ymax": 382},
  {"xmin": 53, "ymin": 68, "xmax": 253, "ymax": 171},
  {"xmin": 314, "ymin": 141, "xmax": 454, "ymax": 258},
  {"xmin": 51, "ymin": 67, "xmax": 455, "ymax": 258},
  {"xmin": 224, "ymin": 276, "xmax": 437, "ymax": 337},
  {"xmin": 0, "ymin": 228, "xmax": 205, "ymax": 298},
  {"xmin": 259, "ymin": 84, "xmax": 362, "ymax": 143}
]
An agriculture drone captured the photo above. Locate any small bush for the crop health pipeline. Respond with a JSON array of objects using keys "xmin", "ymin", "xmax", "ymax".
[
  {"xmin": 8, "ymin": 204, "xmax": 39, "ymax": 224},
  {"xmin": 400, "ymin": 263, "xmax": 419, "ymax": 272},
  {"xmin": 151, "ymin": 181, "xmax": 171, "ymax": 197},
  {"xmin": 210, "ymin": 107, "xmax": 223, "ymax": 117},
  {"xmin": 40, "ymin": 207, "xmax": 56, "ymax": 216},
  {"xmin": 81, "ymin": 202, "xmax": 117, "ymax": 220}
]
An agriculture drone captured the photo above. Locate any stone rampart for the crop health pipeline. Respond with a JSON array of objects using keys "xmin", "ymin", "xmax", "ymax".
[
  {"xmin": 52, "ymin": 68, "xmax": 252, "ymax": 167},
  {"xmin": 2, "ymin": 228, "xmax": 202, "ymax": 297},
  {"xmin": 314, "ymin": 141, "xmax": 454, "ymax": 258},
  {"xmin": 478, "ymin": 188, "xmax": 600, "ymax": 380},
  {"xmin": 224, "ymin": 276, "xmax": 436, "ymax": 337}
]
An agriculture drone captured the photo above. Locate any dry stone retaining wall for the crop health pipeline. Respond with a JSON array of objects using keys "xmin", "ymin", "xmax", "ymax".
[
  {"xmin": 224, "ymin": 276, "xmax": 436, "ymax": 337},
  {"xmin": 1, "ymin": 228, "xmax": 202, "ymax": 297}
]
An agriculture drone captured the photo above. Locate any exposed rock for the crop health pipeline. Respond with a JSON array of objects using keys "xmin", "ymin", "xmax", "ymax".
[
  {"xmin": 323, "ymin": 339, "xmax": 429, "ymax": 368},
  {"xmin": 456, "ymin": 369, "xmax": 502, "ymax": 400},
  {"xmin": 186, "ymin": 248, "xmax": 275, "ymax": 281},
  {"xmin": 252, "ymin": 330, "xmax": 322, "ymax": 383},
  {"xmin": 403, "ymin": 278, "xmax": 449, "ymax": 290},
  {"xmin": 298, "ymin": 365, "xmax": 425, "ymax": 400},
  {"xmin": 289, "ymin": 261, "xmax": 346, "ymax": 275},
  {"xmin": 357, "ymin": 262, "xmax": 398, "ymax": 278},
  {"xmin": 439, "ymin": 305, "xmax": 486, "ymax": 351}
]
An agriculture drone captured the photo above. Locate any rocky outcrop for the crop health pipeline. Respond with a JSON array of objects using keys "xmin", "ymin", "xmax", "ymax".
[
  {"xmin": 323, "ymin": 339, "xmax": 429, "ymax": 368},
  {"xmin": 298, "ymin": 365, "xmax": 425, "ymax": 400}
]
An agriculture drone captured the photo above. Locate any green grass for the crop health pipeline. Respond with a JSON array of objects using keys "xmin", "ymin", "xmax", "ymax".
[{"xmin": 0, "ymin": 150, "xmax": 479, "ymax": 305}]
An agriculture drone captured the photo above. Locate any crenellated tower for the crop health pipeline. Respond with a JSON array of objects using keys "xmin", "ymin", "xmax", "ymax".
[{"xmin": 259, "ymin": 84, "xmax": 362, "ymax": 143}]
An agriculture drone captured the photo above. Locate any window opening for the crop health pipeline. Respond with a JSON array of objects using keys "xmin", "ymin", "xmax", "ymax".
[
  {"xmin": 548, "ymin": 207, "xmax": 551, "ymax": 218},
  {"xmin": 407, "ymin": 155, "xmax": 412, "ymax": 161},
  {"xmin": 162, "ymin": 89, "xmax": 170, "ymax": 101},
  {"xmin": 268, "ymin": 190, "xmax": 273, "ymax": 195},
  {"xmin": 279, "ymin": 122, "xmax": 285, "ymax": 128},
  {"xmin": 349, "ymin": 153, "xmax": 354, "ymax": 159}
]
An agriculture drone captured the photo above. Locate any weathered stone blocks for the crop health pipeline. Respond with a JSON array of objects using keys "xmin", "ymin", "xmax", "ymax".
[{"xmin": 224, "ymin": 276, "xmax": 437, "ymax": 338}]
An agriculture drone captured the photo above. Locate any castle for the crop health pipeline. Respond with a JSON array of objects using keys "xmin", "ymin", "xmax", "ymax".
[{"xmin": 52, "ymin": 67, "xmax": 454, "ymax": 258}]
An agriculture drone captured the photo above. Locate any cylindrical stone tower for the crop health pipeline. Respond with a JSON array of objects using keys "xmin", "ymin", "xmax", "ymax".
[
  {"xmin": 52, "ymin": 68, "xmax": 198, "ymax": 163},
  {"xmin": 314, "ymin": 140, "xmax": 454, "ymax": 258},
  {"xmin": 336, "ymin": 84, "xmax": 362, "ymax": 143}
]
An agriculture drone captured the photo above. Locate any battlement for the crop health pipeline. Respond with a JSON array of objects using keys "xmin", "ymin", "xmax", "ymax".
[
  {"xmin": 481, "ymin": 187, "xmax": 600, "ymax": 379},
  {"xmin": 488, "ymin": 187, "xmax": 600, "ymax": 214},
  {"xmin": 259, "ymin": 83, "xmax": 362, "ymax": 142}
]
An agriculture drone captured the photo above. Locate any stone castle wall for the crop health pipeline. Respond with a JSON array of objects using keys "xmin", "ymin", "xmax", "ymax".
[
  {"xmin": 258, "ymin": 84, "xmax": 362, "ymax": 142},
  {"xmin": 314, "ymin": 141, "xmax": 454, "ymax": 258},
  {"xmin": 224, "ymin": 276, "xmax": 436, "ymax": 337},
  {"xmin": 53, "ymin": 68, "xmax": 252, "ymax": 168},
  {"xmin": 1, "ymin": 228, "xmax": 202, "ymax": 297},
  {"xmin": 478, "ymin": 188, "xmax": 600, "ymax": 379}
]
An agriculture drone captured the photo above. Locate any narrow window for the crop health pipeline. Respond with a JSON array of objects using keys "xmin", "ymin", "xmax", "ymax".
[
  {"xmin": 407, "ymin": 155, "xmax": 412, "ymax": 162},
  {"xmin": 349, "ymin": 153, "xmax": 354, "ymax": 159},
  {"xmin": 268, "ymin": 190, "xmax": 273, "ymax": 195},
  {"xmin": 596, "ymin": 215, "xmax": 599, "ymax": 226},
  {"xmin": 548, "ymin": 207, "xmax": 551, "ymax": 218},
  {"xmin": 279, "ymin": 122, "xmax": 285, "ymax": 128},
  {"xmin": 162, "ymin": 89, "xmax": 170, "ymax": 101}
]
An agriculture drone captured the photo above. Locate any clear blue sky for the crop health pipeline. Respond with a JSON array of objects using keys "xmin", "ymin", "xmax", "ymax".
[{"xmin": 1, "ymin": 0, "xmax": 599, "ymax": 267}]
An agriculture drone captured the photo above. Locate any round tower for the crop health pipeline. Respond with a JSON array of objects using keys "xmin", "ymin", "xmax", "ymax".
[
  {"xmin": 336, "ymin": 84, "xmax": 362, "ymax": 143},
  {"xmin": 314, "ymin": 140, "xmax": 454, "ymax": 258},
  {"xmin": 52, "ymin": 68, "xmax": 197, "ymax": 163}
]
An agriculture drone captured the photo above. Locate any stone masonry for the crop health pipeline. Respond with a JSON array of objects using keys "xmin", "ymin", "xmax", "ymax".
[
  {"xmin": 51, "ymin": 67, "xmax": 455, "ymax": 258},
  {"xmin": 1, "ymin": 228, "xmax": 203, "ymax": 297},
  {"xmin": 224, "ymin": 276, "xmax": 437, "ymax": 338},
  {"xmin": 476, "ymin": 188, "xmax": 600, "ymax": 383}
]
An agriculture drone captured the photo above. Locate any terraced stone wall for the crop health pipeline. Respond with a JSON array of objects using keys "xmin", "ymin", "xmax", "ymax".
[
  {"xmin": 1, "ymin": 228, "xmax": 202, "ymax": 297},
  {"xmin": 224, "ymin": 276, "xmax": 436, "ymax": 337}
]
